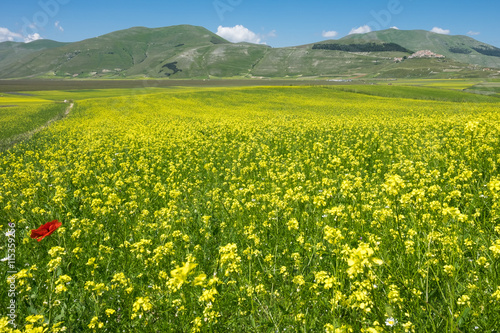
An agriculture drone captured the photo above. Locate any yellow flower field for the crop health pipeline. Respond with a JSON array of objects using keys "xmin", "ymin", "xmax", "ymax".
[
  {"xmin": 1, "ymin": 86, "xmax": 500, "ymax": 332},
  {"xmin": 0, "ymin": 103, "xmax": 67, "ymax": 143}
]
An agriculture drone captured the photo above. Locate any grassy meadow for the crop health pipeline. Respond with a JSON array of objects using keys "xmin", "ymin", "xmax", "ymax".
[
  {"xmin": 1, "ymin": 84, "xmax": 500, "ymax": 332},
  {"xmin": 0, "ymin": 94, "xmax": 68, "ymax": 149}
]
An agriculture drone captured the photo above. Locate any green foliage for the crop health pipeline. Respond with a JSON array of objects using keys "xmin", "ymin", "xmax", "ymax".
[
  {"xmin": 471, "ymin": 45, "xmax": 500, "ymax": 58},
  {"xmin": 312, "ymin": 42, "xmax": 411, "ymax": 53},
  {"xmin": 449, "ymin": 47, "xmax": 472, "ymax": 55}
]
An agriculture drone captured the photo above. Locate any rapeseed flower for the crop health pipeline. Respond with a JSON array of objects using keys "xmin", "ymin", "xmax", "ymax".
[
  {"xmin": 2, "ymin": 86, "xmax": 500, "ymax": 331},
  {"xmin": 345, "ymin": 243, "xmax": 383, "ymax": 278},
  {"xmin": 171, "ymin": 261, "xmax": 198, "ymax": 287}
]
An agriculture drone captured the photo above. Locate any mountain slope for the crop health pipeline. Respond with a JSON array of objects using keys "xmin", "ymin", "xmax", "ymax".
[
  {"xmin": 0, "ymin": 39, "xmax": 68, "ymax": 71},
  {"xmin": 341, "ymin": 29, "xmax": 500, "ymax": 68},
  {"xmin": 0, "ymin": 25, "xmax": 267, "ymax": 78},
  {"xmin": 0, "ymin": 26, "xmax": 498, "ymax": 79}
]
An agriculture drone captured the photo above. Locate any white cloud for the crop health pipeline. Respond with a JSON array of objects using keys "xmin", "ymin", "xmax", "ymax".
[
  {"xmin": 0, "ymin": 27, "xmax": 44, "ymax": 43},
  {"xmin": 430, "ymin": 27, "xmax": 450, "ymax": 35},
  {"xmin": 55, "ymin": 21, "xmax": 64, "ymax": 32},
  {"xmin": 0, "ymin": 27, "xmax": 22, "ymax": 42},
  {"xmin": 322, "ymin": 30, "xmax": 338, "ymax": 38},
  {"xmin": 24, "ymin": 33, "xmax": 43, "ymax": 43},
  {"xmin": 216, "ymin": 25, "xmax": 262, "ymax": 44},
  {"xmin": 349, "ymin": 25, "xmax": 372, "ymax": 35},
  {"xmin": 390, "ymin": 26, "xmax": 399, "ymax": 30},
  {"xmin": 467, "ymin": 31, "xmax": 480, "ymax": 36},
  {"xmin": 264, "ymin": 30, "xmax": 277, "ymax": 38}
]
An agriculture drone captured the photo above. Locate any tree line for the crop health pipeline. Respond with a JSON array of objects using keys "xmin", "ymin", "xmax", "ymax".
[{"xmin": 312, "ymin": 42, "xmax": 411, "ymax": 53}]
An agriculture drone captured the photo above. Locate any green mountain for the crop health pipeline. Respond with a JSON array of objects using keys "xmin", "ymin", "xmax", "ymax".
[
  {"xmin": 341, "ymin": 29, "xmax": 500, "ymax": 68},
  {"xmin": 0, "ymin": 25, "xmax": 499, "ymax": 79},
  {"xmin": 249, "ymin": 32, "xmax": 499, "ymax": 78},
  {"xmin": 0, "ymin": 25, "xmax": 270, "ymax": 79},
  {"xmin": 0, "ymin": 39, "xmax": 68, "ymax": 71}
]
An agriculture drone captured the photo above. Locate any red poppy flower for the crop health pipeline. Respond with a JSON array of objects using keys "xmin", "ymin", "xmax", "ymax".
[{"xmin": 30, "ymin": 220, "xmax": 62, "ymax": 242}]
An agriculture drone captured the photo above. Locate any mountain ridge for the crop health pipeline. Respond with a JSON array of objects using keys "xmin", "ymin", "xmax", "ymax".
[
  {"xmin": 0, "ymin": 25, "xmax": 499, "ymax": 79},
  {"xmin": 340, "ymin": 29, "xmax": 500, "ymax": 68}
]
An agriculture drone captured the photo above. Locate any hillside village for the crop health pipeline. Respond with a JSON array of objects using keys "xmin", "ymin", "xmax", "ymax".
[{"xmin": 394, "ymin": 50, "xmax": 445, "ymax": 62}]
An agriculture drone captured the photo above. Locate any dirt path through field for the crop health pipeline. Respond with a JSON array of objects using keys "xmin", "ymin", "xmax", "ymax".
[
  {"xmin": 65, "ymin": 102, "xmax": 74, "ymax": 116},
  {"xmin": 0, "ymin": 101, "xmax": 74, "ymax": 151}
]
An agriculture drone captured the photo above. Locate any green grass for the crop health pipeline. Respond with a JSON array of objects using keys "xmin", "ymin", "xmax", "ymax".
[
  {"xmin": 27, "ymin": 83, "xmax": 500, "ymax": 104},
  {"xmin": 326, "ymin": 84, "xmax": 500, "ymax": 103},
  {"xmin": 26, "ymin": 87, "xmax": 184, "ymax": 101},
  {"xmin": 0, "ymin": 93, "xmax": 68, "ymax": 149},
  {"xmin": 468, "ymin": 82, "xmax": 500, "ymax": 92},
  {"xmin": 0, "ymin": 94, "xmax": 53, "ymax": 106},
  {"xmin": 391, "ymin": 79, "xmax": 481, "ymax": 90},
  {"xmin": 0, "ymin": 103, "xmax": 67, "ymax": 147}
]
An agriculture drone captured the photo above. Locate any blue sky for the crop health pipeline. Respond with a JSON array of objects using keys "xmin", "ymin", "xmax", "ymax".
[{"xmin": 1, "ymin": 0, "xmax": 499, "ymax": 47}]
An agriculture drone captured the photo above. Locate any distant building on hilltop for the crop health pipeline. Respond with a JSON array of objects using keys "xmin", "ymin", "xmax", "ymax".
[{"xmin": 409, "ymin": 50, "xmax": 445, "ymax": 59}]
